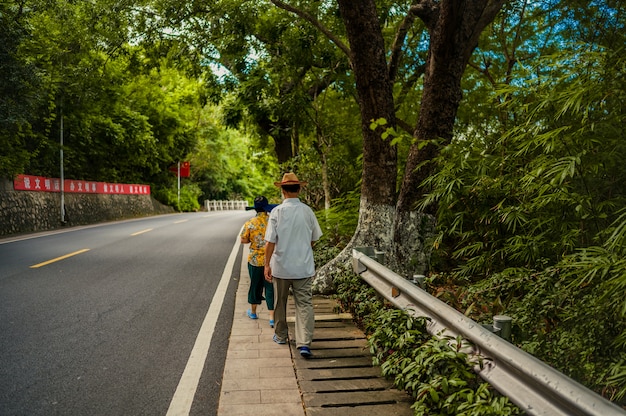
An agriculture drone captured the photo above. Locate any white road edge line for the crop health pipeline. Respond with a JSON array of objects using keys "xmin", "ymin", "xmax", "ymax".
[{"xmin": 166, "ymin": 233, "xmax": 241, "ymax": 416}]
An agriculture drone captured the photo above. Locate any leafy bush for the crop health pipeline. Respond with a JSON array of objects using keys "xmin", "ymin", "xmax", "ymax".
[
  {"xmin": 315, "ymin": 189, "xmax": 360, "ymax": 248},
  {"xmin": 420, "ymin": 45, "xmax": 626, "ymax": 405},
  {"xmin": 153, "ymin": 183, "xmax": 202, "ymax": 212},
  {"xmin": 331, "ymin": 264, "xmax": 520, "ymax": 415},
  {"xmin": 333, "ymin": 263, "xmax": 384, "ymax": 329}
]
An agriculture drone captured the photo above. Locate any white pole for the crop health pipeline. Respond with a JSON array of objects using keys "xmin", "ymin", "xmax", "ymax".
[
  {"xmin": 60, "ymin": 111, "xmax": 65, "ymax": 224},
  {"xmin": 177, "ymin": 161, "xmax": 181, "ymax": 210}
]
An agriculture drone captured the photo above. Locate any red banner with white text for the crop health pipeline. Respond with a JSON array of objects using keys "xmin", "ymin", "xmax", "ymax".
[{"xmin": 13, "ymin": 174, "xmax": 151, "ymax": 195}]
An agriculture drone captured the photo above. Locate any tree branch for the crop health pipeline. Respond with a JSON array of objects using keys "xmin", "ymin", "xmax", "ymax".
[
  {"xmin": 394, "ymin": 61, "xmax": 426, "ymax": 109},
  {"xmin": 280, "ymin": 65, "xmax": 311, "ymax": 96},
  {"xmin": 411, "ymin": 0, "xmax": 440, "ymax": 30},
  {"xmin": 389, "ymin": 1, "xmax": 438, "ymax": 81},
  {"xmin": 269, "ymin": 0, "xmax": 351, "ymax": 58},
  {"xmin": 468, "ymin": 59, "xmax": 496, "ymax": 87},
  {"xmin": 476, "ymin": 0, "xmax": 509, "ymax": 34},
  {"xmin": 395, "ymin": 117, "xmax": 414, "ymax": 136},
  {"xmin": 505, "ymin": 0, "xmax": 527, "ymax": 84},
  {"xmin": 307, "ymin": 72, "xmax": 337, "ymax": 100},
  {"xmin": 388, "ymin": 5, "xmax": 420, "ymax": 82}
]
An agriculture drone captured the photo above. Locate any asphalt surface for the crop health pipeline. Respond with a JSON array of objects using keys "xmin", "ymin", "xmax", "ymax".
[{"xmin": 0, "ymin": 212, "xmax": 251, "ymax": 416}]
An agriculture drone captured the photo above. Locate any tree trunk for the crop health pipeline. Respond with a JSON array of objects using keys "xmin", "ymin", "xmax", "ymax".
[
  {"xmin": 391, "ymin": 0, "xmax": 507, "ymax": 277},
  {"xmin": 321, "ymin": 152, "xmax": 330, "ymax": 211},
  {"xmin": 337, "ymin": 0, "xmax": 397, "ymax": 207},
  {"xmin": 257, "ymin": 116, "xmax": 294, "ymax": 163},
  {"xmin": 271, "ymin": 0, "xmax": 509, "ymax": 291},
  {"xmin": 313, "ymin": 0, "xmax": 398, "ymax": 294},
  {"xmin": 273, "ymin": 131, "xmax": 293, "ymax": 163},
  {"xmin": 313, "ymin": 200, "xmax": 396, "ymax": 294},
  {"xmin": 312, "ymin": 124, "xmax": 332, "ymax": 211}
]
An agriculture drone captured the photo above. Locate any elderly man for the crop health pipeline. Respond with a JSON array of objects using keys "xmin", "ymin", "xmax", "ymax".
[{"xmin": 264, "ymin": 173, "xmax": 322, "ymax": 358}]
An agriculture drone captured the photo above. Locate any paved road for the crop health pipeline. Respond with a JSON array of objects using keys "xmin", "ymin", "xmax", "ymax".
[{"xmin": 0, "ymin": 211, "xmax": 251, "ymax": 416}]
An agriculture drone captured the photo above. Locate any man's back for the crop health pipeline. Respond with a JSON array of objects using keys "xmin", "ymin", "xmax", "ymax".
[{"xmin": 266, "ymin": 198, "xmax": 322, "ymax": 278}]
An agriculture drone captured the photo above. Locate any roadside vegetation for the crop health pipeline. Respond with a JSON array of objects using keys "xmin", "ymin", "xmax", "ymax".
[
  {"xmin": 2, "ymin": 0, "xmax": 625, "ymax": 411},
  {"xmin": 334, "ymin": 265, "xmax": 521, "ymax": 415}
]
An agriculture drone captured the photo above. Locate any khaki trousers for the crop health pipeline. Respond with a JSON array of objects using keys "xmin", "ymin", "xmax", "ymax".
[{"xmin": 273, "ymin": 277, "xmax": 314, "ymax": 348}]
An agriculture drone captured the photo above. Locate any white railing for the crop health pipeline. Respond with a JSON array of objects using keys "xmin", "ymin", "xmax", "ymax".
[
  {"xmin": 204, "ymin": 200, "xmax": 249, "ymax": 211},
  {"xmin": 351, "ymin": 247, "xmax": 626, "ymax": 416}
]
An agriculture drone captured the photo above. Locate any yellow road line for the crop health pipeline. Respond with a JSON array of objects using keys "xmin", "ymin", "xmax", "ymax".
[
  {"xmin": 131, "ymin": 228, "xmax": 153, "ymax": 236},
  {"xmin": 30, "ymin": 248, "xmax": 90, "ymax": 269},
  {"xmin": 174, "ymin": 220, "xmax": 188, "ymax": 224}
]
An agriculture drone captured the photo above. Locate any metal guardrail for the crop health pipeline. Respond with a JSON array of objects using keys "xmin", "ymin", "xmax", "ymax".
[
  {"xmin": 352, "ymin": 248, "xmax": 626, "ymax": 416},
  {"xmin": 204, "ymin": 200, "xmax": 249, "ymax": 211}
]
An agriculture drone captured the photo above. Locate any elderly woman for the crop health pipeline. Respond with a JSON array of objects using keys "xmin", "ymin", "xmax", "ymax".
[{"xmin": 240, "ymin": 196, "xmax": 277, "ymax": 327}]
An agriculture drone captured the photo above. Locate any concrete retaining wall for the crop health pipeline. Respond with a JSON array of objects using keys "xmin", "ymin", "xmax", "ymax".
[{"xmin": 0, "ymin": 178, "xmax": 174, "ymax": 237}]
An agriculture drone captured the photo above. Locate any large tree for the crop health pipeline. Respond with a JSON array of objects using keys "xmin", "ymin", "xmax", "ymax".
[
  {"xmin": 0, "ymin": 0, "xmax": 209, "ymax": 205},
  {"xmin": 267, "ymin": 1, "xmax": 507, "ymax": 291},
  {"xmin": 0, "ymin": 1, "xmax": 47, "ymax": 178},
  {"xmin": 138, "ymin": 0, "xmax": 508, "ymax": 290},
  {"xmin": 391, "ymin": 1, "xmax": 507, "ymax": 274}
]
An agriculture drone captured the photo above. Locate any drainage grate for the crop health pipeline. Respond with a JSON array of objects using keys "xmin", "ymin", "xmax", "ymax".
[{"xmin": 288, "ymin": 297, "xmax": 413, "ymax": 416}]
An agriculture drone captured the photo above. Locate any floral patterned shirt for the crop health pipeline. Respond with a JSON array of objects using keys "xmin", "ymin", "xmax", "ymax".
[{"xmin": 240, "ymin": 212, "xmax": 269, "ymax": 267}]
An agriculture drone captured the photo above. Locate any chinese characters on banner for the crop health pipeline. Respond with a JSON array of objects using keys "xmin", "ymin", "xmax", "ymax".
[{"xmin": 13, "ymin": 174, "xmax": 151, "ymax": 195}]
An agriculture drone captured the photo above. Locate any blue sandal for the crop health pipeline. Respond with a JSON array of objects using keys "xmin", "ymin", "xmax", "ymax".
[
  {"xmin": 273, "ymin": 334, "xmax": 286, "ymax": 344},
  {"xmin": 247, "ymin": 309, "xmax": 258, "ymax": 319}
]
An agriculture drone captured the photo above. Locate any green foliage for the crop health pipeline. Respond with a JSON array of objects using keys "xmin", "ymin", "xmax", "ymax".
[
  {"xmin": 190, "ymin": 107, "xmax": 280, "ymax": 202},
  {"xmin": 367, "ymin": 308, "xmax": 430, "ymax": 369},
  {"xmin": 315, "ymin": 189, "xmax": 360, "ymax": 248},
  {"xmin": 153, "ymin": 183, "xmax": 202, "ymax": 212},
  {"xmin": 295, "ymin": 87, "xmax": 364, "ymax": 210},
  {"xmin": 425, "ymin": 42, "xmax": 626, "ymax": 275},
  {"xmin": 333, "ymin": 264, "xmax": 384, "ymax": 329},
  {"xmin": 369, "ymin": 310, "xmax": 519, "ymax": 415},
  {"xmin": 330, "ymin": 265, "xmax": 520, "ymax": 415},
  {"xmin": 184, "ymin": 0, "xmax": 352, "ymax": 165},
  {"xmin": 0, "ymin": 1, "xmax": 47, "ymax": 178},
  {"xmin": 423, "ymin": 28, "xmax": 626, "ymax": 404},
  {"xmin": 0, "ymin": 0, "xmax": 206, "ymax": 202},
  {"xmin": 312, "ymin": 244, "xmax": 341, "ymax": 272},
  {"xmin": 459, "ymin": 260, "xmax": 626, "ymax": 404}
]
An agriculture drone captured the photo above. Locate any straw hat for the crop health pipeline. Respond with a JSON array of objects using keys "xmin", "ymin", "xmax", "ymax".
[{"xmin": 274, "ymin": 172, "xmax": 308, "ymax": 187}]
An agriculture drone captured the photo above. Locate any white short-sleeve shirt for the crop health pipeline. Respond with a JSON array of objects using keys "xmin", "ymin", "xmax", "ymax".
[{"xmin": 265, "ymin": 198, "xmax": 323, "ymax": 279}]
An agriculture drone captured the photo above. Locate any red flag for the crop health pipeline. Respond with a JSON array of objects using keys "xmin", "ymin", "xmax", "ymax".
[
  {"xmin": 180, "ymin": 161, "xmax": 190, "ymax": 178},
  {"xmin": 168, "ymin": 161, "xmax": 190, "ymax": 178}
]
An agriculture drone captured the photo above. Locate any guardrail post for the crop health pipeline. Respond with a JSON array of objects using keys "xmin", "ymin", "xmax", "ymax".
[
  {"xmin": 353, "ymin": 246, "xmax": 375, "ymax": 257},
  {"xmin": 374, "ymin": 250, "xmax": 385, "ymax": 264},
  {"xmin": 493, "ymin": 315, "xmax": 513, "ymax": 342},
  {"xmin": 352, "ymin": 246, "xmax": 375, "ymax": 274},
  {"xmin": 411, "ymin": 274, "xmax": 425, "ymax": 288}
]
